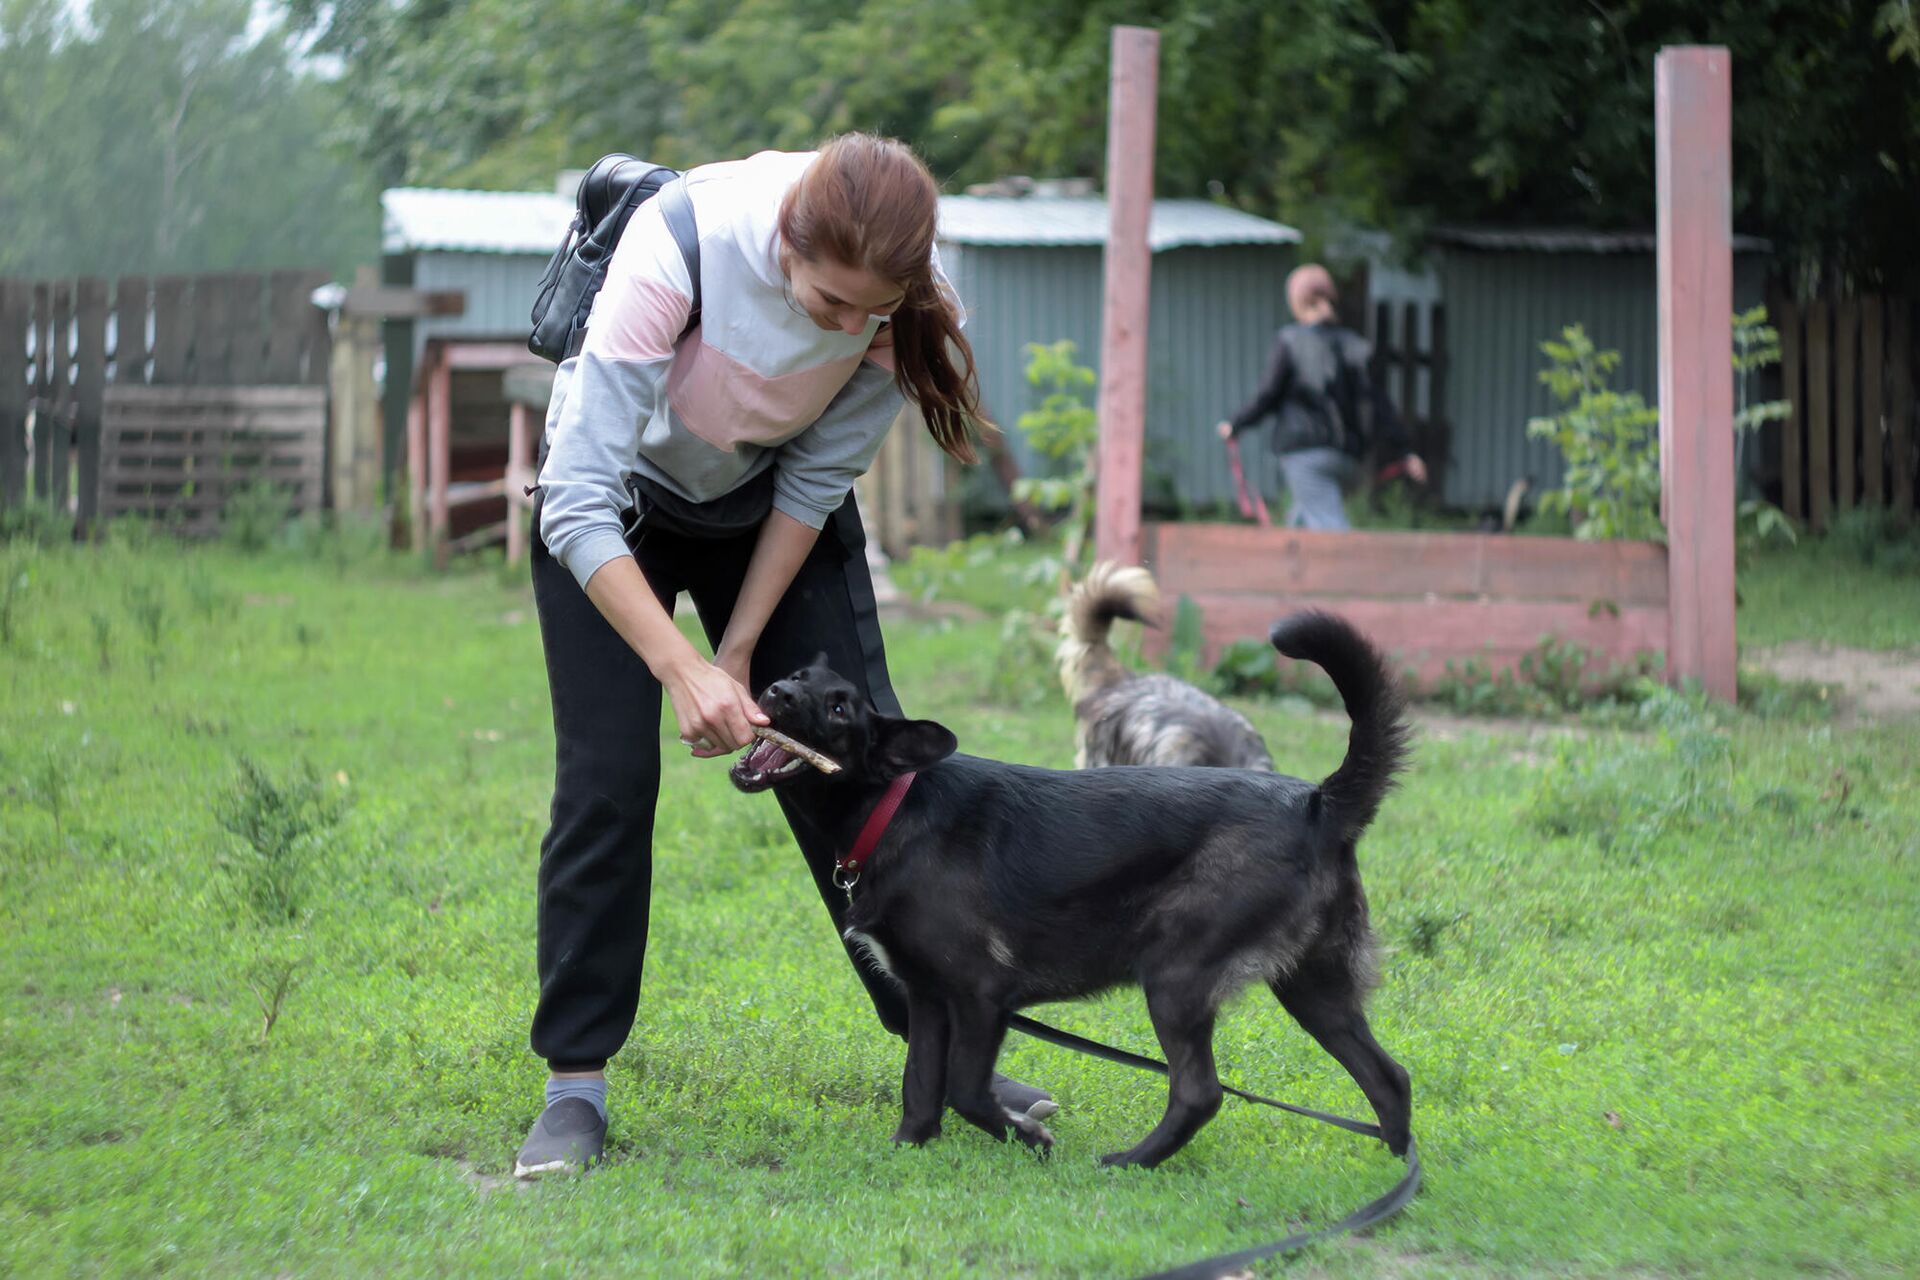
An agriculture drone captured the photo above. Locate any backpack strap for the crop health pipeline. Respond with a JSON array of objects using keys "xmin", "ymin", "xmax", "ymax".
[{"xmin": 656, "ymin": 177, "xmax": 702, "ymax": 340}]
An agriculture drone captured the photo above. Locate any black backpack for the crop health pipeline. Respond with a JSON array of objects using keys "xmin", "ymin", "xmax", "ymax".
[{"xmin": 527, "ymin": 154, "xmax": 702, "ymax": 363}]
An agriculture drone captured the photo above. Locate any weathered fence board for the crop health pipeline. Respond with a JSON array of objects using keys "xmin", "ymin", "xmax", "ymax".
[
  {"xmin": 1778, "ymin": 294, "xmax": 1916, "ymax": 524},
  {"xmin": 1836, "ymin": 301, "xmax": 1857, "ymax": 513},
  {"xmin": 229, "ymin": 275, "xmax": 265, "ymax": 385},
  {"xmin": 75, "ymin": 278, "xmax": 107, "ymax": 528},
  {"xmin": 192, "ymin": 274, "xmax": 232, "ymax": 386},
  {"xmin": 1806, "ymin": 300, "xmax": 1832, "ymax": 530},
  {"xmin": 151, "ymin": 277, "xmax": 191, "ymax": 385},
  {"xmin": 0, "ymin": 283, "xmax": 26, "ymax": 506},
  {"xmin": 1778, "ymin": 298, "xmax": 1803, "ymax": 520},
  {"xmin": 1894, "ymin": 303, "xmax": 1915, "ymax": 514},
  {"xmin": 1862, "ymin": 298, "xmax": 1884, "ymax": 505},
  {"xmin": 114, "ymin": 276, "xmax": 150, "ymax": 384}
]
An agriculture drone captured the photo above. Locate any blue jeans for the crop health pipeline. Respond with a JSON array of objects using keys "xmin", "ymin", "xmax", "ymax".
[{"xmin": 1279, "ymin": 447, "xmax": 1357, "ymax": 530}]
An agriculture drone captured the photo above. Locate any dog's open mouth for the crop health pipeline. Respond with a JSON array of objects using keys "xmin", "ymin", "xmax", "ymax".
[{"xmin": 729, "ymin": 726, "xmax": 840, "ymax": 792}]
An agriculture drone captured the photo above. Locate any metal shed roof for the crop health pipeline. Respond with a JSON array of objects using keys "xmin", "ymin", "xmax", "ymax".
[
  {"xmin": 1429, "ymin": 225, "xmax": 1772, "ymax": 254},
  {"xmin": 383, "ymin": 188, "xmax": 574, "ymax": 256},
  {"xmin": 933, "ymin": 196, "xmax": 1299, "ymax": 250},
  {"xmin": 383, "ymin": 187, "xmax": 1300, "ymax": 256}
]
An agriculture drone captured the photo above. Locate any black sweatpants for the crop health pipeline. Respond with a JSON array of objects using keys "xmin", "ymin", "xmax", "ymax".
[{"xmin": 529, "ymin": 496, "xmax": 909, "ymax": 1071}]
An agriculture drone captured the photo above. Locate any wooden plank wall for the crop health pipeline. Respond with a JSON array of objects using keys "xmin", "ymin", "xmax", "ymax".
[
  {"xmin": 0, "ymin": 271, "xmax": 331, "ymax": 532},
  {"xmin": 1776, "ymin": 293, "xmax": 1917, "ymax": 526}
]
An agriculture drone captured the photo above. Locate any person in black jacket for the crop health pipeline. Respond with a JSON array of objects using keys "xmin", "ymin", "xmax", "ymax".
[{"xmin": 1216, "ymin": 265, "xmax": 1427, "ymax": 529}]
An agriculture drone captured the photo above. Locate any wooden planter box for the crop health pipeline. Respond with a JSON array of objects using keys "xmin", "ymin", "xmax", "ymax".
[{"xmin": 1143, "ymin": 522, "xmax": 1670, "ymax": 686}]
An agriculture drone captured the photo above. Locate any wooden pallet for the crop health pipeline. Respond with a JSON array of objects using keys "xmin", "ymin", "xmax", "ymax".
[{"xmin": 99, "ymin": 385, "xmax": 326, "ymax": 534}]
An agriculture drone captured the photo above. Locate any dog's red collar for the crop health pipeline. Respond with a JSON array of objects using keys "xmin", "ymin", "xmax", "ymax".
[{"xmin": 833, "ymin": 771, "xmax": 917, "ymax": 894}]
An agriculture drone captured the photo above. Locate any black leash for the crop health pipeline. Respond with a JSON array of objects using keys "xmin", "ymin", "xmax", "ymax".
[{"xmin": 1009, "ymin": 1014, "xmax": 1422, "ymax": 1280}]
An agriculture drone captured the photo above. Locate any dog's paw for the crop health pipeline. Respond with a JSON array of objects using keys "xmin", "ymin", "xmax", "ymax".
[
  {"xmin": 1005, "ymin": 1108, "xmax": 1054, "ymax": 1156},
  {"xmin": 891, "ymin": 1119, "xmax": 941, "ymax": 1147},
  {"xmin": 1098, "ymin": 1148, "xmax": 1152, "ymax": 1169}
]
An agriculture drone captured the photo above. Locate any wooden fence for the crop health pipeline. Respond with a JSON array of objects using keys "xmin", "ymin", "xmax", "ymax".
[
  {"xmin": 857, "ymin": 401, "xmax": 961, "ymax": 559},
  {"xmin": 1773, "ymin": 293, "xmax": 1917, "ymax": 527},
  {"xmin": 0, "ymin": 271, "xmax": 332, "ymax": 532},
  {"xmin": 1369, "ymin": 299, "xmax": 1449, "ymax": 488}
]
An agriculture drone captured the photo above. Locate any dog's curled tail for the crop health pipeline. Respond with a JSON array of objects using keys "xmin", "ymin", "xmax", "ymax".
[
  {"xmin": 1269, "ymin": 611, "xmax": 1409, "ymax": 842},
  {"xmin": 1057, "ymin": 561, "xmax": 1162, "ymax": 703}
]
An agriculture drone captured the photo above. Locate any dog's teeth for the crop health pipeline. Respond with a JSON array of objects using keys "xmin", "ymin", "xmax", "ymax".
[{"xmin": 774, "ymin": 757, "xmax": 807, "ymax": 775}]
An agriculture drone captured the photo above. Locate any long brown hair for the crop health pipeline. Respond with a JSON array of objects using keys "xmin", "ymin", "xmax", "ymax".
[{"xmin": 778, "ymin": 133, "xmax": 989, "ymax": 463}]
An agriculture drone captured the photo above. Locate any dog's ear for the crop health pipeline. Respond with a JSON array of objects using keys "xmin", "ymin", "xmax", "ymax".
[{"xmin": 867, "ymin": 715, "xmax": 957, "ymax": 778}]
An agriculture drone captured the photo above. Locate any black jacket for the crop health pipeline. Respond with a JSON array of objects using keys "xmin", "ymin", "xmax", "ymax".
[{"xmin": 1227, "ymin": 322, "xmax": 1409, "ymax": 460}]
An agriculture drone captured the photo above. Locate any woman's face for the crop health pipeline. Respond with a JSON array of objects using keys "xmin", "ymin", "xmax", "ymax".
[{"xmin": 785, "ymin": 255, "xmax": 906, "ymax": 335}]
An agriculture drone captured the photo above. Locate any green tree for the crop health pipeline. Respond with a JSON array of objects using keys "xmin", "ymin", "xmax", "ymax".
[
  {"xmin": 0, "ymin": 0, "xmax": 380, "ymax": 277},
  {"xmin": 289, "ymin": 0, "xmax": 1920, "ymax": 292}
]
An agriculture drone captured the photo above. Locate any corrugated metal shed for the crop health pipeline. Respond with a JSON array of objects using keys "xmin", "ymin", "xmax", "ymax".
[
  {"xmin": 380, "ymin": 188, "xmax": 1300, "ymax": 255},
  {"xmin": 1435, "ymin": 233, "xmax": 1771, "ymax": 510},
  {"xmin": 943, "ymin": 240, "xmax": 1300, "ymax": 513}
]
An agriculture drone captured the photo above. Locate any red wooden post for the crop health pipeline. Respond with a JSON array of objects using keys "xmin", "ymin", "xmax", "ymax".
[
  {"xmin": 1656, "ymin": 47, "xmax": 1737, "ymax": 702},
  {"xmin": 506, "ymin": 401, "xmax": 531, "ymax": 568},
  {"xmin": 406, "ymin": 360, "xmax": 427, "ymax": 554},
  {"xmin": 427, "ymin": 341, "xmax": 452, "ymax": 569},
  {"xmin": 1092, "ymin": 25, "xmax": 1159, "ymax": 569}
]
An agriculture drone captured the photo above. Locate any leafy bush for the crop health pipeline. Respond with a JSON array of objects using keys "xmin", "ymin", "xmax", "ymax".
[
  {"xmin": 1210, "ymin": 637, "xmax": 1343, "ymax": 707},
  {"xmin": 1528, "ymin": 309, "xmax": 1796, "ymax": 546},
  {"xmin": 1429, "ymin": 636, "xmax": 1664, "ymax": 719},
  {"xmin": 1010, "ymin": 341, "xmax": 1098, "ymax": 578},
  {"xmin": 1526, "ymin": 326, "xmax": 1664, "ymax": 541}
]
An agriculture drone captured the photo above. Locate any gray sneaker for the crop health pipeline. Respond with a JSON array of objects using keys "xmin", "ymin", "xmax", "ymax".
[
  {"xmin": 992, "ymin": 1072, "xmax": 1059, "ymax": 1121},
  {"xmin": 513, "ymin": 1097, "xmax": 607, "ymax": 1179}
]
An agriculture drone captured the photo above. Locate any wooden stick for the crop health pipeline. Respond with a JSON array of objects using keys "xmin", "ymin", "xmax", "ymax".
[{"xmin": 752, "ymin": 725, "xmax": 842, "ymax": 774}]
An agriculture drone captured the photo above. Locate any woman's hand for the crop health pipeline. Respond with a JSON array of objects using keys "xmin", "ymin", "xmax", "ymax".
[
  {"xmin": 1403, "ymin": 454, "xmax": 1430, "ymax": 486},
  {"xmin": 661, "ymin": 653, "xmax": 767, "ymax": 759},
  {"xmin": 1216, "ymin": 420, "xmax": 1234, "ymax": 440}
]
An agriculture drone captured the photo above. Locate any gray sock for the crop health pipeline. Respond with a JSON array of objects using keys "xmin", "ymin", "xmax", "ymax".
[{"xmin": 546, "ymin": 1076, "xmax": 607, "ymax": 1123}]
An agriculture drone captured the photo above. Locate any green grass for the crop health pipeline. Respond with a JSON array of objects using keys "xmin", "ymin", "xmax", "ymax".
[
  {"xmin": 3, "ymin": 532, "xmax": 1918, "ymax": 1277},
  {"xmin": 1738, "ymin": 540, "xmax": 1920, "ymax": 651}
]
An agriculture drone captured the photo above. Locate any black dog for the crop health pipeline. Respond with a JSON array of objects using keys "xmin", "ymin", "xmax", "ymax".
[{"xmin": 730, "ymin": 611, "xmax": 1411, "ymax": 1167}]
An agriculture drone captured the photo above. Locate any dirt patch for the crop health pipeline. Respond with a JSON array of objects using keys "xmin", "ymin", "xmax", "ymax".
[{"xmin": 1747, "ymin": 643, "xmax": 1920, "ymax": 725}]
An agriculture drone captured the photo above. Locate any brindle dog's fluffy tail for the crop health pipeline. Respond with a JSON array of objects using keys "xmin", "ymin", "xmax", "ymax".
[
  {"xmin": 1269, "ymin": 612, "xmax": 1410, "ymax": 843},
  {"xmin": 1057, "ymin": 561, "xmax": 1162, "ymax": 704}
]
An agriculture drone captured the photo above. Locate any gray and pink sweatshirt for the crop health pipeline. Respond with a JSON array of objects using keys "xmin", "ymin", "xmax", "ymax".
[{"xmin": 538, "ymin": 148, "xmax": 956, "ymax": 589}]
